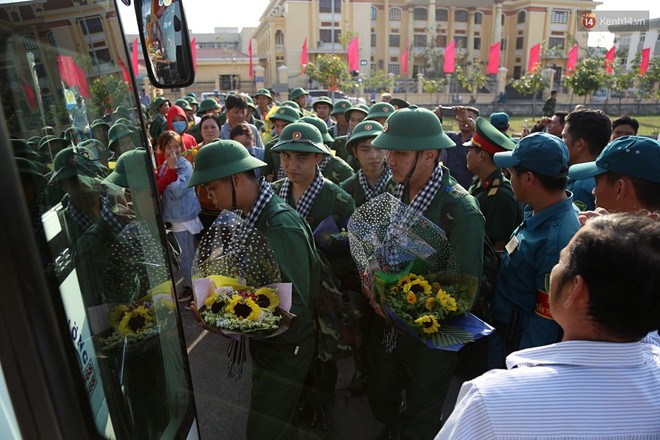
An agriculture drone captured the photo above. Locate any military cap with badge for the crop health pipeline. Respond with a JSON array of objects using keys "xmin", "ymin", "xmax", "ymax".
[{"xmin": 188, "ymin": 140, "xmax": 267, "ymax": 187}]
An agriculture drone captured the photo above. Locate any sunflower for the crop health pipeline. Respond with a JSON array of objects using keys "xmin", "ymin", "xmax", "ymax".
[
  {"xmin": 424, "ymin": 297, "xmax": 436, "ymax": 311},
  {"xmin": 253, "ymin": 287, "xmax": 279, "ymax": 311},
  {"xmin": 396, "ymin": 274, "xmax": 424, "ymax": 289},
  {"xmin": 109, "ymin": 304, "xmax": 129, "ymax": 329},
  {"xmin": 403, "ymin": 278, "xmax": 432, "ymax": 297},
  {"xmin": 226, "ymin": 295, "xmax": 261, "ymax": 321},
  {"xmin": 414, "ymin": 315, "xmax": 440, "ymax": 334},
  {"xmin": 204, "ymin": 293, "xmax": 219, "ymax": 308},
  {"xmin": 436, "ymin": 289, "xmax": 458, "ymax": 312},
  {"xmin": 406, "ymin": 291, "xmax": 418, "ymax": 305},
  {"xmin": 117, "ymin": 305, "xmax": 154, "ymax": 336}
]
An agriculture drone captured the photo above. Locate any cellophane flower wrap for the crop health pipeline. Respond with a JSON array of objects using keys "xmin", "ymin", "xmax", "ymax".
[{"xmin": 347, "ymin": 193, "xmax": 493, "ymax": 351}]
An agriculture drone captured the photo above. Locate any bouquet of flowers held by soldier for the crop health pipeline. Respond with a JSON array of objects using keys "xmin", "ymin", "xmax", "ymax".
[
  {"xmin": 191, "ymin": 211, "xmax": 294, "ymax": 377},
  {"xmin": 348, "ymin": 193, "xmax": 493, "ymax": 351}
]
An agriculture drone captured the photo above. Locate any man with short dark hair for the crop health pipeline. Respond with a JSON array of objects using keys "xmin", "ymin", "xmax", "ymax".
[
  {"xmin": 220, "ymin": 94, "xmax": 264, "ymax": 149},
  {"xmin": 437, "ymin": 212, "xmax": 660, "ymax": 439},
  {"xmin": 611, "ymin": 114, "xmax": 639, "ymax": 140},
  {"xmin": 562, "ymin": 108, "xmax": 612, "ymax": 211}
]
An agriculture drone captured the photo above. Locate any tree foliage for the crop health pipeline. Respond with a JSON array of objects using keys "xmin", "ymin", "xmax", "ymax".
[
  {"xmin": 511, "ymin": 66, "xmax": 548, "ymax": 119},
  {"xmin": 455, "ymin": 61, "xmax": 487, "ymax": 101},
  {"xmin": 422, "ymin": 78, "xmax": 446, "ymax": 104},
  {"xmin": 88, "ymin": 74, "xmax": 130, "ymax": 120},
  {"xmin": 362, "ymin": 69, "xmax": 397, "ymax": 93},
  {"xmin": 564, "ymin": 58, "xmax": 606, "ymax": 103},
  {"xmin": 304, "ymin": 54, "xmax": 350, "ymax": 91}
]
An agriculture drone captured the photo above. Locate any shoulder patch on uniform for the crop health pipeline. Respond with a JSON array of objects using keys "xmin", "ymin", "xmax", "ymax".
[
  {"xmin": 336, "ymin": 192, "xmax": 351, "ymax": 204},
  {"xmin": 487, "ymin": 186, "xmax": 499, "ymax": 197},
  {"xmin": 573, "ymin": 200, "xmax": 587, "ymax": 211}
]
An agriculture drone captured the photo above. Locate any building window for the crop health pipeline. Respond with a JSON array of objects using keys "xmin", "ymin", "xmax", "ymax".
[
  {"xmin": 548, "ymin": 37, "xmax": 564, "ymax": 49},
  {"xmin": 502, "ymin": 14, "xmax": 506, "ymax": 26},
  {"xmin": 79, "ymin": 16, "xmax": 103, "ymax": 35},
  {"xmin": 474, "ymin": 37, "xmax": 481, "ymax": 50},
  {"xmin": 275, "ymin": 30, "xmax": 284, "ymax": 46},
  {"xmin": 371, "ymin": 63, "xmax": 377, "ymax": 72},
  {"xmin": 436, "ymin": 34, "xmax": 446, "ymax": 48},
  {"xmin": 371, "ymin": 6, "xmax": 377, "ymax": 21},
  {"xmin": 371, "ymin": 33, "xmax": 377, "ymax": 47},
  {"xmin": 414, "ymin": 8, "xmax": 427, "ymax": 20},
  {"xmin": 551, "ymin": 10, "xmax": 569, "ymax": 24},
  {"xmin": 389, "ymin": 34, "xmax": 400, "ymax": 47},
  {"xmin": 517, "ymin": 11, "xmax": 526, "ymax": 24},
  {"xmin": 413, "ymin": 34, "xmax": 427, "ymax": 47},
  {"xmin": 319, "ymin": 29, "xmax": 341, "ymax": 43},
  {"xmin": 319, "ymin": 0, "xmax": 341, "ymax": 13},
  {"xmin": 513, "ymin": 65, "xmax": 522, "ymax": 79},
  {"xmin": 436, "ymin": 8, "xmax": 448, "ymax": 22},
  {"xmin": 47, "ymin": 32, "xmax": 57, "ymax": 47},
  {"xmin": 389, "ymin": 7, "xmax": 401, "ymax": 21},
  {"xmin": 474, "ymin": 12, "xmax": 483, "ymax": 25},
  {"xmin": 455, "ymin": 36, "xmax": 467, "ymax": 49},
  {"xmin": 199, "ymin": 42, "xmax": 215, "ymax": 49},
  {"xmin": 516, "ymin": 37, "xmax": 524, "ymax": 50},
  {"xmin": 389, "ymin": 63, "xmax": 400, "ymax": 75},
  {"xmin": 501, "ymin": 38, "xmax": 507, "ymax": 50},
  {"xmin": 455, "ymin": 10, "xmax": 468, "ymax": 22},
  {"xmin": 22, "ymin": 35, "xmax": 37, "ymax": 50}
]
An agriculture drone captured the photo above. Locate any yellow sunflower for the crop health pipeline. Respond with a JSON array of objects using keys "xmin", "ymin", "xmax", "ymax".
[
  {"xmin": 403, "ymin": 278, "xmax": 432, "ymax": 297},
  {"xmin": 436, "ymin": 289, "xmax": 458, "ymax": 312},
  {"xmin": 204, "ymin": 293, "xmax": 219, "ymax": 308},
  {"xmin": 226, "ymin": 295, "xmax": 261, "ymax": 321},
  {"xmin": 396, "ymin": 274, "xmax": 424, "ymax": 289},
  {"xmin": 414, "ymin": 315, "xmax": 441, "ymax": 334},
  {"xmin": 109, "ymin": 304, "xmax": 129, "ymax": 329},
  {"xmin": 253, "ymin": 287, "xmax": 279, "ymax": 311},
  {"xmin": 406, "ymin": 291, "xmax": 418, "ymax": 305},
  {"xmin": 424, "ymin": 297, "xmax": 436, "ymax": 311},
  {"xmin": 117, "ymin": 305, "xmax": 154, "ymax": 336}
]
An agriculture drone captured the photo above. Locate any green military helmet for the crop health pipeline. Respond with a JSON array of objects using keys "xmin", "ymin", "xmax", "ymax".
[
  {"xmin": 389, "ymin": 98, "xmax": 410, "ymax": 109},
  {"xmin": 12, "ymin": 138, "xmax": 41, "ymax": 161},
  {"xmin": 331, "ymin": 99, "xmax": 352, "ymax": 116},
  {"xmin": 366, "ymin": 102, "xmax": 396, "ymax": 121},
  {"xmin": 299, "ymin": 116, "xmax": 334, "ymax": 145},
  {"xmin": 185, "ymin": 92, "xmax": 197, "ymax": 99},
  {"xmin": 344, "ymin": 103, "xmax": 370, "ymax": 121},
  {"xmin": 289, "ymin": 87, "xmax": 308, "ymax": 101},
  {"xmin": 346, "ymin": 121, "xmax": 384, "ymax": 157},
  {"xmin": 280, "ymin": 101, "xmax": 303, "ymax": 117},
  {"xmin": 271, "ymin": 122, "xmax": 327, "ymax": 155},
  {"xmin": 38, "ymin": 135, "xmax": 69, "ymax": 161},
  {"xmin": 244, "ymin": 95, "xmax": 257, "ymax": 110},
  {"xmin": 371, "ymin": 105, "xmax": 454, "ymax": 151},
  {"xmin": 153, "ymin": 96, "xmax": 170, "ymax": 111},
  {"xmin": 114, "ymin": 118, "xmax": 137, "ymax": 129},
  {"xmin": 463, "ymin": 117, "xmax": 516, "ymax": 154},
  {"xmin": 78, "ymin": 138, "xmax": 113, "ymax": 162},
  {"xmin": 90, "ymin": 119, "xmax": 110, "ymax": 131},
  {"xmin": 63, "ymin": 126, "xmax": 85, "ymax": 144},
  {"xmin": 185, "ymin": 95, "xmax": 199, "ymax": 106},
  {"xmin": 312, "ymin": 96, "xmax": 334, "ymax": 112},
  {"xmin": 104, "ymin": 148, "xmax": 151, "ymax": 189},
  {"xmin": 187, "ymin": 140, "xmax": 267, "ymax": 187},
  {"xmin": 48, "ymin": 146, "xmax": 105, "ymax": 184},
  {"xmin": 174, "ymin": 99, "xmax": 193, "ymax": 112},
  {"xmin": 113, "ymin": 106, "xmax": 132, "ymax": 119},
  {"xmin": 108, "ymin": 123, "xmax": 133, "ymax": 143},
  {"xmin": 27, "ymin": 136, "xmax": 41, "ymax": 150},
  {"xmin": 198, "ymin": 98, "xmax": 222, "ymax": 114},
  {"xmin": 15, "ymin": 157, "xmax": 48, "ymax": 188},
  {"xmin": 270, "ymin": 106, "xmax": 301, "ymax": 124},
  {"xmin": 255, "ymin": 88, "xmax": 273, "ymax": 100}
]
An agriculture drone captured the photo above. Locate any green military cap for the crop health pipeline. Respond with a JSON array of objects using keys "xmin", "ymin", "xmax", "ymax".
[
  {"xmin": 174, "ymin": 99, "xmax": 193, "ymax": 111},
  {"xmin": 463, "ymin": 117, "xmax": 516, "ymax": 154},
  {"xmin": 271, "ymin": 122, "xmax": 327, "ymax": 155},
  {"xmin": 63, "ymin": 127, "xmax": 85, "ymax": 144},
  {"xmin": 38, "ymin": 136, "xmax": 69, "ymax": 160},
  {"xmin": 569, "ymin": 135, "xmax": 660, "ymax": 184},
  {"xmin": 244, "ymin": 95, "xmax": 257, "ymax": 110},
  {"xmin": 113, "ymin": 106, "xmax": 132, "ymax": 119},
  {"xmin": 185, "ymin": 95, "xmax": 199, "ymax": 106},
  {"xmin": 495, "ymin": 132, "xmax": 568, "ymax": 177},
  {"xmin": 114, "ymin": 118, "xmax": 137, "ymax": 129},
  {"xmin": 90, "ymin": 119, "xmax": 110, "ymax": 131},
  {"xmin": 289, "ymin": 87, "xmax": 309, "ymax": 100},
  {"xmin": 78, "ymin": 138, "xmax": 113, "ymax": 162},
  {"xmin": 15, "ymin": 157, "xmax": 48, "ymax": 187},
  {"xmin": 48, "ymin": 146, "xmax": 105, "ymax": 184},
  {"xmin": 12, "ymin": 139, "xmax": 41, "ymax": 161},
  {"xmin": 300, "ymin": 116, "xmax": 334, "ymax": 145},
  {"xmin": 371, "ymin": 105, "xmax": 454, "ymax": 151},
  {"xmin": 104, "ymin": 148, "xmax": 152, "ymax": 189},
  {"xmin": 331, "ymin": 99, "xmax": 352, "ymax": 116},
  {"xmin": 489, "ymin": 112, "xmax": 510, "ymax": 130},
  {"xmin": 344, "ymin": 104, "xmax": 370, "ymax": 121},
  {"xmin": 366, "ymin": 102, "xmax": 396, "ymax": 121},
  {"xmin": 270, "ymin": 106, "xmax": 302, "ymax": 124},
  {"xmin": 153, "ymin": 96, "xmax": 170, "ymax": 110},
  {"xmin": 346, "ymin": 121, "xmax": 384, "ymax": 157},
  {"xmin": 198, "ymin": 98, "xmax": 222, "ymax": 114},
  {"xmin": 185, "ymin": 92, "xmax": 197, "ymax": 99},
  {"xmin": 255, "ymin": 88, "xmax": 273, "ymax": 100},
  {"xmin": 108, "ymin": 123, "xmax": 133, "ymax": 143},
  {"xmin": 389, "ymin": 98, "xmax": 410, "ymax": 109},
  {"xmin": 312, "ymin": 96, "xmax": 334, "ymax": 112},
  {"xmin": 27, "ymin": 136, "xmax": 41, "ymax": 150},
  {"xmin": 280, "ymin": 101, "xmax": 304, "ymax": 117},
  {"xmin": 188, "ymin": 140, "xmax": 266, "ymax": 187}
]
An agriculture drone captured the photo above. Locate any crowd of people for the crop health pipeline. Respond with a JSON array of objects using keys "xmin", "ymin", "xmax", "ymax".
[{"xmin": 12, "ymin": 86, "xmax": 660, "ymax": 440}]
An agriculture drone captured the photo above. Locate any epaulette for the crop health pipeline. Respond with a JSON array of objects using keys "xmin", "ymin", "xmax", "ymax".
[{"xmin": 487, "ymin": 178, "xmax": 501, "ymax": 197}]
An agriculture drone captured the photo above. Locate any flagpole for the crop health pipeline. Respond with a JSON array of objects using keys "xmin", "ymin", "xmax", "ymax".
[{"xmin": 330, "ymin": 0, "xmax": 335, "ymax": 101}]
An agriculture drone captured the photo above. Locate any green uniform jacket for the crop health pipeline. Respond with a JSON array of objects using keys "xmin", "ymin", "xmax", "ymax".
[
  {"xmin": 331, "ymin": 135, "xmax": 360, "ymax": 171},
  {"xmin": 263, "ymin": 136, "xmax": 280, "ymax": 179},
  {"xmin": 322, "ymin": 156, "xmax": 354, "ymax": 185},
  {"xmin": 188, "ymin": 123, "xmax": 203, "ymax": 144},
  {"xmin": 468, "ymin": 169, "xmax": 521, "ymax": 245},
  {"xmin": 340, "ymin": 172, "xmax": 396, "ymax": 208}
]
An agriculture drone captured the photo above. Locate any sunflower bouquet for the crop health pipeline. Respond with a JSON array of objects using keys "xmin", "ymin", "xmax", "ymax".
[{"xmin": 348, "ymin": 193, "xmax": 493, "ymax": 351}]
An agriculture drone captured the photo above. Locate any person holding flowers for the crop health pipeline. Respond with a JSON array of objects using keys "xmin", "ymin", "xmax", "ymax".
[
  {"xmin": 365, "ymin": 105, "xmax": 485, "ymax": 440},
  {"xmin": 187, "ymin": 140, "xmax": 323, "ymax": 440}
]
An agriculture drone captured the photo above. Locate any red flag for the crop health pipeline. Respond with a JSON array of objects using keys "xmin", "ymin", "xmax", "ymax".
[
  {"xmin": 191, "ymin": 38, "xmax": 196, "ymax": 72},
  {"xmin": 347, "ymin": 37, "xmax": 359, "ymax": 72},
  {"xmin": 301, "ymin": 38, "xmax": 308, "ymax": 73},
  {"xmin": 605, "ymin": 46, "xmax": 616, "ymax": 74},
  {"xmin": 487, "ymin": 42, "xmax": 500, "ymax": 75},
  {"xmin": 21, "ymin": 79, "xmax": 36, "ymax": 109},
  {"xmin": 566, "ymin": 44, "xmax": 578, "ymax": 73},
  {"xmin": 249, "ymin": 39, "xmax": 254, "ymax": 79},
  {"xmin": 131, "ymin": 37, "xmax": 138, "ymax": 77},
  {"xmin": 119, "ymin": 58, "xmax": 131, "ymax": 84},
  {"xmin": 528, "ymin": 43, "xmax": 540, "ymax": 72},
  {"xmin": 639, "ymin": 47, "xmax": 650, "ymax": 75},
  {"xmin": 58, "ymin": 56, "xmax": 90, "ymax": 98},
  {"xmin": 443, "ymin": 39, "xmax": 455, "ymax": 73},
  {"xmin": 73, "ymin": 63, "xmax": 91, "ymax": 98},
  {"xmin": 402, "ymin": 40, "xmax": 409, "ymax": 75}
]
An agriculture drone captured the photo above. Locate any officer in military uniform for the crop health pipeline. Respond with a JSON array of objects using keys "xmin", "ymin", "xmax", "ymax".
[
  {"xmin": 263, "ymin": 106, "xmax": 301, "ymax": 180},
  {"xmin": 108, "ymin": 122, "xmax": 136, "ymax": 160},
  {"xmin": 299, "ymin": 115, "xmax": 354, "ymax": 185},
  {"xmin": 489, "ymin": 133, "xmax": 581, "ymax": 369},
  {"xmin": 367, "ymin": 105, "xmax": 485, "ymax": 440},
  {"xmin": 188, "ymin": 140, "xmax": 322, "ymax": 440}
]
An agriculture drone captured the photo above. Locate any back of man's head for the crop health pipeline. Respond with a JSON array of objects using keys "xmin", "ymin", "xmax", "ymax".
[
  {"xmin": 225, "ymin": 94, "xmax": 248, "ymax": 111},
  {"xmin": 564, "ymin": 108, "xmax": 612, "ymax": 156},
  {"xmin": 564, "ymin": 213, "xmax": 660, "ymax": 341}
]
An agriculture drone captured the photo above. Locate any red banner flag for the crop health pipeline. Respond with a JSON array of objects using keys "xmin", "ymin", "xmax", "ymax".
[
  {"xmin": 528, "ymin": 43, "xmax": 540, "ymax": 72},
  {"xmin": 57, "ymin": 56, "xmax": 90, "ymax": 98},
  {"xmin": 131, "ymin": 37, "xmax": 138, "ymax": 77},
  {"xmin": 402, "ymin": 40, "xmax": 409, "ymax": 75},
  {"xmin": 487, "ymin": 42, "xmax": 500, "ymax": 75},
  {"xmin": 566, "ymin": 45, "xmax": 579, "ymax": 73},
  {"xmin": 73, "ymin": 62, "xmax": 91, "ymax": 98},
  {"xmin": 605, "ymin": 46, "xmax": 616, "ymax": 74},
  {"xmin": 347, "ymin": 37, "xmax": 359, "ymax": 72},
  {"xmin": 21, "ymin": 79, "xmax": 36, "ymax": 109},
  {"xmin": 248, "ymin": 39, "xmax": 254, "ymax": 79},
  {"xmin": 444, "ymin": 39, "xmax": 455, "ymax": 73},
  {"xmin": 191, "ymin": 38, "xmax": 196, "ymax": 72},
  {"xmin": 639, "ymin": 47, "xmax": 650, "ymax": 75},
  {"xmin": 119, "ymin": 58, "xmax": 131, "ymax": 84},
  {"xmin": 301, "ymin": 38, "xmax": 308, "ymax": 73}
]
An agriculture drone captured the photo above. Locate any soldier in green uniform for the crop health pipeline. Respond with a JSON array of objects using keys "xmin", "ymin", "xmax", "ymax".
[
  {"xmin": 333, "ymin": 104, "xmax": 369, "ymax": 169},
  {"xmin": 187, "ymin": 140, "xmax": 322, "ymax": 440},
  {"xmin": 312, "ymin": 96, "xmax": 334, "ymax": 129},
  {"xmin": 365, "ymin": 102, "xmax": 396, "ymax": 125},
  {"xmin": 366, "ymin": 105, "xmax": 485, "ymax": 440},
  {"xmin": 254, "ymin": 88, "xmax": 274, "ymax": 121},
  {"xmin": 299, "ymin": 115, "xmax": 354, "ymax": 185},
  {"xmin": 270, "ymin": 122, "xmax": 357, "ymax": 433},
  {"xmin": 330, "ymin": 99, "xmax": 352, "ymax": 138},
  {"xmin": 263, "ymin": 106, "xmax": 300, "ymax": 180},
  {"xmin": 108, "ymin": 122, "xmax": 136, "ymax": 159},
  {"xmin": 289, "ymin": 87, "xmax": 311, "ymax": 115}
]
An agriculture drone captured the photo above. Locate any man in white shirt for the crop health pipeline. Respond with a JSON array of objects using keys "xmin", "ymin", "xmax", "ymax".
[{"xmin": 436, "ymin": 212, "xmax": 660, "ymax": 439}]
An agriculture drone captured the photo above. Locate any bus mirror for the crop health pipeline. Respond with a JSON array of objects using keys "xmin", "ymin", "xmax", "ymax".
[{"xmin": 135, "ymin": 0, "xmax": 195, "ymax": 88}]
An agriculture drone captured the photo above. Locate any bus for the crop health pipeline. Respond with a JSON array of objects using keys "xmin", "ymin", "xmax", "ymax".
[{"xmin": 0, "ymin": 0, "xmax": 200, "ymax": 438}]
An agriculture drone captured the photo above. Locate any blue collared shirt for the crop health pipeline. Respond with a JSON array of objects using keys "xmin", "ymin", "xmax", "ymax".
[
  {"xmin": 567, "ymin": 176, "xmax": 595, "ymax": 211},
  {"xmin": 220, "ymin": 121, "xmax": 265, "ymax": 149}
]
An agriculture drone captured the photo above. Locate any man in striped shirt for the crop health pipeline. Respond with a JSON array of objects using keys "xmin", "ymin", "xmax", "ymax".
[{"xmin": 437, "ymin": 212, "xmax": 660, "ymax": 439}]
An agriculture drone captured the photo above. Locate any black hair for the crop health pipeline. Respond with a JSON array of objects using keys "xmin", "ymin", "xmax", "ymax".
[
  {"xmin": 224, "ymin": 94, "xmax": 248, "ymax": 111},
  {"xmin": 565, "ymin": 108, "xmax": 612, "ymax": 156},
  {"xmin": 512, "ymin": 164, "xmax": 568, "ymax": 192},
  {"xmin": 199, "ymin": 113, "xmax": 221, "ymax": 128},
  {"xmin": 612, "ymin": 115, "xmax": 639, "ymax": 134},
  {"xmin": 554, "ymin": 111, "xmax": 569, "ymax": 125},
  {"xmin": 606, "ymin": 172, "xmax": 660, "ymax": 211}
]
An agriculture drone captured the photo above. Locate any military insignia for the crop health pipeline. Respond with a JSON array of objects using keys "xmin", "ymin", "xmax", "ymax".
[
  {"xmin": 535, "ymin": 288, "xmax": 553, "ymax": 320},
  {"xmin": 487, "ymin": 186, "xmax": 499, "ymax": 196},
  {"xmin": 292, "ymin": 131, "xmax": 302, "ymax": 139},
  {"xmin": 573, "ymin": 200, "xmax": 587, "ymax": 211},
  {"xmin": 383, "ymin": 107, "xmax": 390, "ymax": 112},
  {"xmin": 382, "ymin": 123, "xmax": 388, "ymax": 132},
  {"xmin": 69, "ymin": 155, "xmax": 78, "ymax": 165},
  {"xmin": 79, "ymin": 150, "xmax": 92, "ymax": 159},
  {"xmin": 364, "ymin": 124, "xmax": 373, "ymax": 131},
  {"xmin": 341, "ymin": 103, "xmax": 347, "ymax": 108},
  {"xmin": 279, "ymin": 109, "xmax": 285, "ymax": 114}
]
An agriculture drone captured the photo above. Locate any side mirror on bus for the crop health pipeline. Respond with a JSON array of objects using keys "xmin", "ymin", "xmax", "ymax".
[{"xmin": 135, "ymin": 0, "xmax": 195, "ymax": 88}]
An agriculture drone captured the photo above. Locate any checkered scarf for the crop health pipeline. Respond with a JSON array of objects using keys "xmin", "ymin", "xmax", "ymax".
[
  {"xmin": 243, "ymin": 177, "xmax": 275, "ymax": 229},
  {"xmin": 278, "ymin": 167, "xmax": 324, "ymax": 219},
  {"xmin": 317, "ymin": 155, "xmax": 332, "ymax": 172},
  {"xmin": 276, "ymin": 165, "xmax": 286, "ymax": 180},
  {"xmin": 358, "ymin": 167, "xmax": 391, "ymax": 201},
  {"xmin": 393, "ymin": 165, "xmax": 444, "ymax": 219},
  {"xmin": 331, "ymin": 124, "xmax": 348, "ymax": 138},
  {"xmin": 66, "ymin": 194, "xmax": 126, "ymax": 235}
]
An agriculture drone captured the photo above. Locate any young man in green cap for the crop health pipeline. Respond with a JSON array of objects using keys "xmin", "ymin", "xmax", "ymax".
[
  {"xmin": 108, "ymin": 122, "xmax": 136, "ymax": 159},
  {"xmin": 367, "ymin": 105, "xmax": 485, "ymax": 440},
  {"xmin": 330, "ymin": 99, "xmax": 352, "ymax": 138},
  {"xmin": 299, "ymin": 115, "xmax": 354, "ymax": 185},
  {"xmin": 289, "ymin": 87, "xmax": 310, "ymax": 114},
  {"xmin": 263, "ymin": 106, "xmax": 301, "ymax": 180},
  {"xmin": 90, "ymin": 119, "xmax": 110, "ymax": 147},
  {"xmin": 333, "ymin": 104, "xmax": 369, "ymax": 169},
  {"xmin": 188, "ymin": 139, "xmax": 322, "ymax": 440},
  {"xmin": 254, "ymin": 87, "xmax": 274, "ymax": 121},
  {"xmin": 365, "ymin": 102, "xmax": 396, "ymax": 125},
  {"xmin": 312, "ymin": 96, "xmax": 334, "ymax": 129},
  {"xmin": 489, "ymin": 132, "xmax": 580, "ymax": 369}
]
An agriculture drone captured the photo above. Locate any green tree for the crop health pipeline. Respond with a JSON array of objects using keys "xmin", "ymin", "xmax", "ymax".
[
  {"xmin": 455, "ymin": 61, "xmax": 487, "ymax": 103},
  {"xmin": 422, "ymin": 77, "xmax": 447, "ymax": 105},
  {"xmin": 362, "ymin": 69, "xmax": 397, "ymax": 94},
  {"xmin": 564, "ymin": 58, "xmax": 606, "ymax": 104},
  {"xmin": 304, "ymin": 54, "xmax": 350, "ymax": 91},
  {"xmin": 606, "ymin": 61, "xmax": 636, "ymax": 114},
  {"xmin": 338, "ymin": 31, "xmax": 358, "ymax": 50},
  {"xmin": 88, "ymin": 74, "xmax": 129, "ymax": 120},
  {"xmin": 511, "ymin": 66, "xmax": 548, "ymax": 119}
]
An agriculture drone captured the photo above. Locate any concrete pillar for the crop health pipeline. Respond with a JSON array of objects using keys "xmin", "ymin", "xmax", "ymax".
[
  {"xmin": 467, "ymin": 9, "xmax": 475, "ymax": 61},
  {"xmin": 388, "ymin": 72, "xmax": 395, "ymax": 93},
  {"xmin": 493, "ymin": 0, "xmax": 503, "ymax": 45},
  {"xmin": 542, "ymin": 67, "xmax": 556, "ymax": 96},
  {"xmin": 254, "ymin": 65, "xmax": 265, "ymax": 90},
  {"xmin": 497, "ymin": 66, "xmax": 508, "ymax": 94},
  {"xmin": 277, "ymin": 64, "xmax": 289, "ymax": 86},
  {"xmin": 417, "ymin": 72, "xmax": 424, "ymax": 94},
  {"xmin": 445, "ymin": 73, "xmax": 452, "ymax": 102}
]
